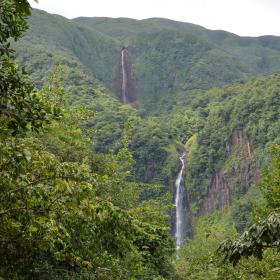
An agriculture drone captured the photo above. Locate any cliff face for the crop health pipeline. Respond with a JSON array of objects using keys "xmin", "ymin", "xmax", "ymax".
[
  {"xmin": 200, "ymin": 129, "xmax": 258, "ymax": 214},
  {"xmin": 114, "ymin": 48, "xmax": 136, "ymax": 104}
]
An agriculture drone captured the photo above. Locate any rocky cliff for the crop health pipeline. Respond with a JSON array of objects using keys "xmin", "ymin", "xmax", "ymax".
[{"xmin": 200, "ymin": 129, "xmax": 258, "ymax": 214}]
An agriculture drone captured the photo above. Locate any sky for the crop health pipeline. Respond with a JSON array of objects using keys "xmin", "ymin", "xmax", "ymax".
[{"xmin": 30, "ymin": 0, "xmax": 280, "ymax": 37}]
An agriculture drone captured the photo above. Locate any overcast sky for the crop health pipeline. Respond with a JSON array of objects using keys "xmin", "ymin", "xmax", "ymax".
[{"xmin": 30, "ymin": 0, "xmax": 280, "ymax": 37}]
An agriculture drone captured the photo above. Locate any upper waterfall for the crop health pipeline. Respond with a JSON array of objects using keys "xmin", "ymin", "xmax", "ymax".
[
  {"xmin": 121, "ymin": 48, "xmax": 128, "ymax": 104},
  {"xmin": 115, "ymin": 47, "xmax": 136, "ymax": 104}
]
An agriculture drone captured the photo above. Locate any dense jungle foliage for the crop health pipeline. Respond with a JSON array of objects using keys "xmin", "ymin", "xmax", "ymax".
[{"xmin": 1, "ymin": 1, "xmax": 280, "ymax": 279}]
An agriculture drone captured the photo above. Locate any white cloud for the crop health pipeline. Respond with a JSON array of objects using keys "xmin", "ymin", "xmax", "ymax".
[{"xmin": 30, "ymin": 0, "xmax": 280, "ymax": 36}]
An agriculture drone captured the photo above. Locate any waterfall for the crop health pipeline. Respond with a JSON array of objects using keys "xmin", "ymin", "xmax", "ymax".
[
  {"xmin": 121, "ymin": 48, "xmax": 128, "ymax": 104},
  {"xmin": 175, "ymin": 152, "xmax": 186, "ymax": 250}
]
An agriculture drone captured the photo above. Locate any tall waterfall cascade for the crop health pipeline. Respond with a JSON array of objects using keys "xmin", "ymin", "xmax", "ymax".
[
  {"xmin": 121, "ymin": 48, "xmax": 128, "ymax": 104},
  {"xmin": 175, "ymin": 152, "xmax": 186, "ymax": 250}
]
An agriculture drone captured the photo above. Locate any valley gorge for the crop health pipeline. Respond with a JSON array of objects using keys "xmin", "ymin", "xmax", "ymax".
[
  {"xmin": 20, "ymin": 10, "xmax": 277, "ymax": 243},
  {"xmin": 21, "ymin": 10, "xmax": 277, "ymax": 241}
]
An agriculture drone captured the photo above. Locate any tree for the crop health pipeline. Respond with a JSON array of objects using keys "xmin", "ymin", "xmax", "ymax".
[{"xmin": 0, "ymin": 0, "xmax": 59, "ymax": 136}]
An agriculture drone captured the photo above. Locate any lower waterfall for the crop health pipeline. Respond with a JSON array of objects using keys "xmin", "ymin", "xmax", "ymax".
[{"xmin": 175, "ymin": 152, "xmax": 186, "ymax": 250}]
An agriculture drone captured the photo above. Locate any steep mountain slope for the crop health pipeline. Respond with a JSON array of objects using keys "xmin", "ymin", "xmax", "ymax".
[
  {"xmin": 75, "ymin": 16, "xmax": 280, "ymax": 85},
  {"xmin": 19, "ymin": 10, "xmax": 280, "ymax": 113},
  {"xmin": 124, "ymin": 31, "xmax": 249, "ymax": 111},
  {"xmin": 24, "ymin": 9, "xmax": 120, "ymax": 88},
  {"xmin": 15, "ymin": 36, "xmax": 107, "ymax": 105}
]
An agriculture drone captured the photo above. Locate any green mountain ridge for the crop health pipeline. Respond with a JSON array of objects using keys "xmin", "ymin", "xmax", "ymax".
[
  {"xmin": 74, "ymin": 14, "xmax": 280, "ymax": 75},
  {"xmin": 19, "ymin": 9, "xmax": 280, "ymax": 113}
]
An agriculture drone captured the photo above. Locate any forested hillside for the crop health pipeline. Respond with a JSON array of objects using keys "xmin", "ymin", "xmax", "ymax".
[
  {"xmin": 1, "ymin": 1, "xmax": 280, "ymax": 279},
  {"xmin": 17, "ymin": 9, "xmax": 280, "ymax": 111}
]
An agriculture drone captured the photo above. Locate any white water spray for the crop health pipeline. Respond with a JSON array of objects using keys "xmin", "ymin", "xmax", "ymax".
[{"xmin": 175, "ymin": 153, "xmax": 186, "ymax": 250}]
